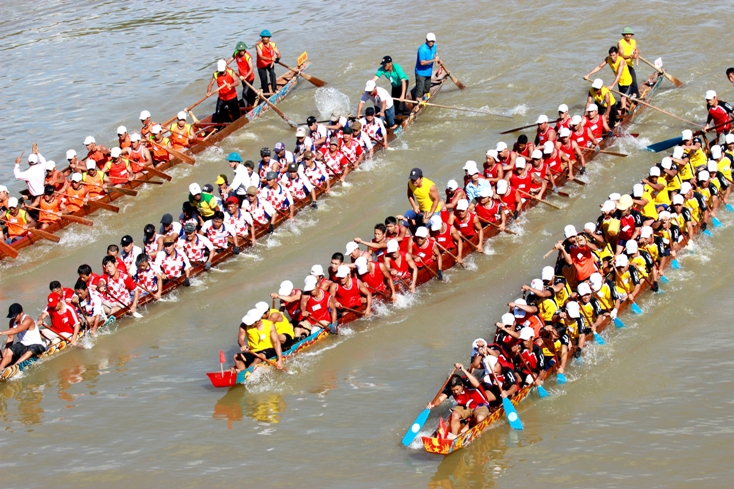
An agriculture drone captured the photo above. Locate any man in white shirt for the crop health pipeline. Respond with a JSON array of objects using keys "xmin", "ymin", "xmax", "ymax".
[
  {"xmin": 358, "ymin": 80, "xmax": 395, "ymax": 129},
  {"xmin": 14, "ymin": 149, "xmax": 47, "ymax": 207},
  {"xmin": 307, "ymin": 116, "xmax": 328, "ymax": 150},
  {"xmin": 226, "ymin": 152, "xmax": 258, "ymax": 204}
]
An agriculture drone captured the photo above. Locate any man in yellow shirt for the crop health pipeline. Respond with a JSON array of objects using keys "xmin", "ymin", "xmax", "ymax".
[
  {"xmin": 617, "ymin": 27, "xmax": 640, "ymax": 99},
  {"xmin": 584, "ymin": 46, "xmax": 633, "ymax": 113},
  {"xmin": 406, "ymin": 167, "xmax": 443, "ymax": 227}
]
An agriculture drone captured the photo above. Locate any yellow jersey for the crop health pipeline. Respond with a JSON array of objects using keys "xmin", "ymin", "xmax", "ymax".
[
  {"xmin": 618, "ymin": 38, "xmax": 637, "ymax": 67},
  {"xmin": 409, "ymin": 177, "xmax": 442, "ymax": 213},
  {"xmin": 646, "ymin": 176, "xmax": 670, "ymax": 205},
  {"xmin": 247, "ymin": 322, "xmax": 274, "ymax": 353},
  {"xmin": 589, "ymin": 86, "xmax": 616, "ymax": 108},
  {"xmin": 269, "ymin": 308, "xmax": 294, "ymax": 339},
  {"xmin": 607, "ymin": 55, "xmax": 633, "ymax": 86},
  {"xmin": 639, "ymin": 189, "xmax": 659, "ymax": 220},
  {"xmin": 717, "ymin": 154, "xmax": 732, "ymax": 181}
]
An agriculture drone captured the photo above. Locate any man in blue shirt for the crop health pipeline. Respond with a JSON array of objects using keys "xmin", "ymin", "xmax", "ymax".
[{"xmin": 415, "ymin": 33, "xmax": 438, "ymax": 102}]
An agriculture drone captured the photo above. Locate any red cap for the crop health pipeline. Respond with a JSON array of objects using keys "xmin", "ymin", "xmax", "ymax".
[
  {"xmin": 47, "ymin": 292, "xmax": 62, "ymax": 309},
  {"xmin": 225, "ymin": 196, "xmax": 239, "ymax": 206}
]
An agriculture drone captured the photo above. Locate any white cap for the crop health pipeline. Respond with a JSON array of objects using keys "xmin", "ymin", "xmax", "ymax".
[
  {"xmin": 515, "ymin": 157, "xmax": 526, "ymax": 168},
  {"xmin": 456, "ymin": 199, "xmax": 469, "ymax": 211},
  {"xmin": 672, "ymin": 146, "xmax": 684, "ymax": 159},
  {"xmin": 495, "ymin": 179, "xmax": 509, "ymax": 195},
  {"xmin": 615, "ymin": 254, "xmax": 629, "ymax": 267},
  {"xmin": 478, "ymin": 187, "xmax": 493, "ymax": 198},
  {"xmin": 364, "ymin": 80, "xmax": 376, "ymax": 92},
  {"xmin": 625, "ymin": 240, "xmax": 638, "ymax": 254},
  {"xmin": 501, "ymin": 313, "xmax": 515, "ymax": 326},
  {"xmin": 177, "ymin": 111, "xmax": 187, "ymax": 120},
  {"xmin": 130, "ymin": 133, "xmax": 141, "ymax": 142},
  {"xmin": 541, "ymin": 266, "xmax": 554, "ymax": 281},
  {"xmin": 426, "ymin": 32, "xmax": 436, "ymax": 41},
  {"xmin": 466, "ymin": 166, "xmax": 479, "ymax": 176},
  {"xmin": 66, "ymin": 149, "xmax": 76, "ymax": 160},
  {"xmin": 110, "ymin": 147, "xmax": 122, "ymax": 158},
  {"xmin": 486, "ymin": 149, "xmax": 498, "ymax": 159},
  {"xmin": 255, "ymin": 301, "xmax": 270, "ymax": 316},
  {"xmin": 536, "ymin": 114, "xmax": 549, "ymax": 124},
  {"xmin": 590, "ymin": 272, "xmax": 603, "ymax": 291},
  {"xmin": 530, "ymin": 278, "xmax": 543, "ymax": 290},
  {"xmin": 519, "ymin": 327, "xmax": 534, "ymax": 340},
  {"xmin": 558, "ymin": 103, "xmax": 569, "ymax": 113},
  {"xmin": 84, "ymin": 136, "xmax": 96, "ymax": 145},
  {"xmin": 543, "ymin": 141, "xmax": 554, "ymax": 154},
  {"xmin": 592, "ymin": 78, "xmax": 604, "ymax": 89},
  {"xmin": 601, "ymin": 200, "xmax": 616, "ymax": 213},
  {"xmin": 335, "ymin": 264, "xmax": 351, "ymax": 278},
  {"xmin": 45, "ymin": 160, "xmax": 56, "ymax": 171},
  {"xmin": 513, "ymin": 298, "xmax": 527, "ymax": 318},
  {"xmin": 705, "ymin": 90, "xmax": 717, "ymax": 100},
  {"xmin": 463, "ymin": 160, "xmax": 478, "ymax": 171},
  {"xmin": 429, "ymin": 215, "xmax": 442, "ymax": 231},
  {"xmin": 726, "ymin": 134, "xmax": 734, "ymax": 144},
  {"xmin": 640, "ymin": 226, "xmax": 653, "ymax": 238},
  {"xmin": 708, "ymin": 161, "xmax": 719, "ymax": 173},
  {"xmin": 295, "ymin": 126, "xmax": 307, "ymax": 137},
  {"xmin": 559, "ymin": 127, "xmax": 571, "ymax": 138},
  {"xmin": 584, "ymin": 222, "xmax": 597, "ymax": 233},
  {"xmin": 680, "ymin": 181, "xmax": 692, "ymax": 194},
  {"xmin": 346, "ymin": 241, "xmax": 359, "ymax": 255},
  {"xmin": 151, "ymin": 124, "xmax": 162, "ymax": 134},
  {"xmin": 681, "ymin": 129, "xmax": 693, "ymax": 141},
  {"xmin": 355, "ymin": 256, "xmax": 369, "ymax": 275},
  {"xmin": 564, "ymin": 224, "xmax": 577, "ymax": 238},
  {"xmin": 577, "ymin": 282, "xmax": 592, "ymax": 296},
  {"xmin": 632, "ymin": 183, "xmax": 644, "ymax": 198},
  {"xmin": 609, "ymin": 192, "xmax": 621, "ymax": 201},
  {"xmin": 0, "ymin": 185, "xmax": 6, "ymax": 193},
  {"xmin": 531, "ymin": 149, "xmax": 543, "ymax": 159},
  {"xmin": 7, "ymin": 197, "xmax": 18, "ymax": 208},
  {"xmin": 571, "ymin": 115, "xmax": 582, "ymax": 125},
  {"xmin": 386, "ymin": 239, "xmax": 399, "ymax": 253},
  {"xmin": 242, "ymin": 309, "xmax": 259, "ymax": 326},
  {"xmin": 189, "ymin": 182, "xmax": 201, "ymax": 195},
  {"xmin": 140, "ymin": 110, "xmax": 151, "ymax": 120},
  {"xmin": 217, "ymin": 59, "xmax": 227, "ymax": 72},
  {"xmin": 587, "ymin": 103, "xmax": 598, "ymax": 112},
  {"xmin": 303, "ymin": 275, "xmax": 318, "ymax": 292},
  {"xmin": 496, "ymin": 141, "xmax": 508, "ymax": 151},
  {"xmin": 86, "ymin": 160, "xmax": 96, "ymax": 170},
  {"xmin": 446, "ymin": 179, "xmax": 459, "ymax": 191},
  {"xmin": 698, "ymin": 170, "xmax": 710, "ymax": 181},
  {"xmin": 117, "ymin": 125, "xmax": 127, "ymax": 135},
  {"xmin": 672, "ymin": 194, "xmax": 685, "ymax": 205},
  {"xmin": 415, "ymin": 226, "xmax": 429, "ymax": 238},
  {"xmin": 661, "ymin": 157, "xmax": 673, "ymax": 170},
  {"xmin": 659, "ymin": 210, "xmax": 671, "ymax": 220},
  {"xmin": 278, "ymin": 280, "xmax": 294, "ymax": 296},
  {"xmin": 711, "ymin": 145, "xmax": 722, "ymax": 159},
  {"xmin": 566, "ymin": 301, "xmax": 580, "ymax": 318},
  {"xmin": 311, "ymin": 264, "xmax": 324, "ymax": 276}
]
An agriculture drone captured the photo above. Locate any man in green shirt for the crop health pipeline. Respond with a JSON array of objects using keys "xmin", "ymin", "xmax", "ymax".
[
  {"xmin": 188, "ymin": 182, "xmax": 218, "ymax": 221},
  {"xmin": 372, "ymin": 56, "xmax": 410, "ymax": 115}
]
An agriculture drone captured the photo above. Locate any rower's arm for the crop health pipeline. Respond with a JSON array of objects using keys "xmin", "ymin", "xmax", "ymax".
[
  {"xmin": 358, "ymin": 280, "xmax": 372, "ymax": 314},
  {"xmin": 270, "ymin": 323, "xmax": 283, "ymax": 362},
  {"xmin": 433, "ymin": 242, "xmax": 442, "ymax": 271},
  {"xmin": 584, "ymin": 60, "xmax": 607, "ymax": 79},
  {"xmin": 407, "ymin": 186, "xmax": 419, "ymax": 213},
  {"xmin": 237, "ymin": 326, "xmax": 247, "ymax": 350},
  {"xmin": 427, "ymin": 184, "xmax": 440, "ymax": 219},
  {"xmin": 328, "ymin": 296, "xmax": 338, "ymax": 324}
]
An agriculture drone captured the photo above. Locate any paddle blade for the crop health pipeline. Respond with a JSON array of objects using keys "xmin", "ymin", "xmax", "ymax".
[
  {"xmin": 671, "ymin": 258, "xmax": 681, "ymax": 269},
  {"xmin": 0, "ymin": 240, "xmax": 19, "ymax": 259},
  {"xmin": 664, "ymin": 72, "xmax": 685, "ymax": 88},
  {"xmin": 647, "ymin": 136, "xmax": 683, "ymax": 153},
  {"xmin": 219, "ymin": 349, "xmax": 226, "ymax": 364},
  {"xmin": 206, "ymin": 371, "xmax": 237, "ymax": 388},
  {"xmin": 726, "ymin": 203, "xmax": 734, "ymax": 212},
  {"xmin": 703, "ymin": 229, "xmax": 714, "ymax": 237},
  {"xmin": 712, "ymin": 217, "xmax": 722, "ymax": 227},
  {"xmin": 402, "ymin": 408, "xmax": 430, "ymax": 446},
  {"xmin": 327, "ymin": 322, "xmax": 338, "ymax": 334},
  {"xmin": 557, "ymin": 372, "xmax": 567, "ymax": 384},
  {"xmin": 613, "ymin": 317, "xmax": 625, "ymax": 328},
  {"xmin": 631, "ymin": 302, "xmax": 643, "ymax": 314},
  {"xmin": 593, "ymin": 332, "xmax": 606, "ymax": 345},
  {"xmin": 660, "ymin": 275, "xmax": 670, "ymax": 284},
  {"xmin": 501, "ymin": 397, "xmax": 523, "ymax": 430},
  {"xmin": 537, "ymin": 384, "xmax": 550, "ymax": 398}
]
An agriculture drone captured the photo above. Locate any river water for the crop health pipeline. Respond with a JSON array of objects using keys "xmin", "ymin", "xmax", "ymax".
[{"xmin": 1, "ymin": 1, "xmax": 734, "ymax": 488}]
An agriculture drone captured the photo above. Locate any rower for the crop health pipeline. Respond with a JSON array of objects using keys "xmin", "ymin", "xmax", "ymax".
[
  {"xmin": 554, "ymin": 231, "xmax": 599, "ymax": 286},
  {"xmin": 428, "ymin": 214, "xmax": 462, "ymax": 268},
  {"xmin": 556, "ymin": 104, "xmax": 571, "ymax": 131},
  {"xmin": 728, "ymin": 67, "xmax": 734, "ymax": 85},
  {"xmin": 557, "ymin": 127, "xmax": 585, "ymax": 176},
  {"xmin": 703, "ymin": 90, "xmax": 733, "ymax": 144},
  {"xmin": 325, "ymin": 110, "xmax": 347, "ymax": 137},
  {"xmin": 225, "ymin": 152, "xmax": 257, "ymax": 204},
  {"xmin": 586, "ymin": 78, "xmax": 618, "ymax": 132},
  {"xmin": 534, "ymin": 114, "xmax": 557, "ymax": 147},
  {"xmin": 259, "ymin": 172, "xmax": 294, "ymax": 220},
  {"xmin": 77, "ymin": 264, "xmax": 103, "ymax": 295},
  {"xmin": 273, "ymin": 141, "xmax": 296, "ymax": 168},
  {"xmin": 255, "ymin": 29, "xmax": 280, "ymax": 94},
  {"xmin": 625, "ymin": 239, "xmax": 659, "ymax": 292},
  {"xmin": 407, "ymin": 167, "xmax": 443, "ymax": 228},
  {"xmin": 133, "ymin": 253, "xmax": 163, "ymax": 301},
  {"xmin": 44, "ymin": 160, "xmax": 67, "ymax": 193},
  {"xmin": 339, "ymin": 127, "xmax": 366, "ymax": 169},
  {"xmin": 153, "ymin": 236, "xmax": 192, "ymax": 287},
  {"xmin": 234, "ymin": 308, "xmax": 283, "ymax": 371},
  {"xmin": 570, "ymin": 114, "xmax": 595, "ymax": 150},
  {"xmin": 116, "ymin": 126, "xmax": 130, "ymax": 150},
  {"xmin": 330, "ymin": 264, "xmax": 372, "ymax": 317},
  {"xmin": 66, "ymin": 149, "xmax": 85, "ymax": 174},
  {"xmin": 614, "ymin": 194, "xmax": 637, "ymax": 255},
  {"xmin": 0, "ymin": 185, "xmax": 7, "ymax": 213},
  {"xmin": 0, "ymin": 303, "xmax": 46, "ymax": 372},
  {"xmin": 13, "ymin": 151, "xmax": 46, "ymax": 209},
  {"xmin": 358, "ymin": 80, "xmax": 396, "ymax": 129},
  {"xmin": 201, "ymin": 210, "xmax": 239, "ymax": 254},
  {"xmin": 180, "ymin": 222, "xmax": 215, "ymax": 269},
  {"xmin": 589, "ymin": 271, "xmax": 621, "ymax": 321},
  {"xmin": 672, "ymin": 143, "xmax": 696, "ymax": 184},
  {"xmin": 359, "ymin": 107, "xmax": 388, "ymax": 152},
  {"xmin": 37, "ymin": 184, "xmax": 66, "ymax": 230},
  {"xmin": 254, "ymin": 301, "xmax": 295, "ymax": 350},
  {"xmin": 474, "ymin": 187, "xmax": 506, "ymax": 232},
  {"xmin": 307, "ymin": 116, "xmax": 328, "ymax": 150},
  {"xmin": 348, "ymin": 121, "xmax": 375, "ymax": 160},
  {"xmin": 464, "ymin": 162, "xmax": 492, "ymax": 203},
  {"xmin": 281, "ymin": 162, "xmax": 317, "ymax": 208},
  {"xmin": 301, "ymin": 151, "xmax": 331, "ymax": 193},
  {"xmin": 385, "ymin": 215, "xmax": 412, "ymax": 252},
  {"xmin": 556, "ymin": 301, "xmax": 590, "ymax": 358},
  {"xmin": 169, "ymin": 112, "xmax": 194, "ymax": 151},
  {"xmin": 83, "ymin": 136, "xmax": 110, "ymax": 169},
  {"xmin": 355, "ymin": 255, "xmax": 396, "ymax": 302},
  {"xmin": 584, "ymin": 103, "xmax": 606, "ymax": 143},
  {"xmin": 528, "ymin": 150, "xmax": 550, "ymax": 196},
  {"xmin": 509, "ymin": 157, "xmax": 533, "ymax": 199},
  {"xmin": 143, "ymin": 223, "xmax": 162, "ymax": 259},
  {"xmin": 411, "ymin": 226, "xmax": 443, "ymax": 279},
  {"xmin": 99, "ymin": 255, "xmax": 140, "ymax": 316},
  {"xmin": 618, "ymin": 27, "xmax": 640, "ymax": 99},
  {"xmin": 188, "ymin": 183, "xmax": 219, "ymax": 222},
  {"xmin": 148, "ymin": 124, "xmax": 171, "ymax": 166},
  {"xmin": 354, "ymin": 223, "xmax": 388, "ymax": 259},
  {"xmin": 224, "ymin": 196, "xmax": 255, "ymax": 244},
  {"xmin": 318, "ymin": 137, "xmax": 348, "ymax": 182},
  {"xmin": 271, "ymin": 280, "xmax": 303, "ymax": 324},
  {"xmin": 711, "ymin": 144, "xmax": 733, "ymax": 203},
  {"xmin": 414, "ymin": 33, "xmax": 438, "ymax": 103},
  {"xmin": 207, "ymin": 59, "xmax": 240, "ymax": 123},
  {"xmin": 103, "ymin": 148, "xmax": 132, "ymax": 187},
  {"xmin": 227, "ymin": 41, "xmax": 257, "ymax": 107},
  {"xmin": 296, "ymin": 275, "xmax": 337, "ymax": 338},
  {"xmin": 481, "ymin": 150, "xmax": 502, "ymax": 185},
  {"xmin": 120, "ymin": 235, "xmax": 142, "ymax": 276},
  {"xmin": 444, "ymin": 180, "xmax": 466, "ymax": 211},
  {"xmin": 512, "ymin": 135, "xmax": 532, "ymax": 160},
  {"xmin": 72, "ymin": 280, "xmax": 107, "ymax": 335},
  {"xmin": 612, "ymin": 253, "xmax": 641, "ymax": 305},
  {"xmin": 480, "ymin": 353, "xmax": 519, "ymax": 407},
  {"xmin": 631, "ymin": 183, "xmax": 658, "ymax": 226},
  {"xmin": 294, "ymin": 126, "xmax": 315, "ymax": 162},
  {"xmin": 383, "ymin": 238, "xmax": 418, "ymax": 293},
  {"xmin": 496, "ymin": 179, "xmax": 518, "ymax": 220},
  {"xmin": 425, "ymin": 363, "xmax": 489, "ymax": 440},
  {"xmin": 123, "ymin": 133, "xmax": 153, "ymax": 175},
  {"xmin": 40, "ymin": 292, "xmax": 81, "ymax": 346},
  {"xmin": 243, "ymin": 185, "xmax": 276, "ymax": 237},
  {"xmin": 496, "ymin": 141, "xmax": 512, "ymax": 173},
  {"xmin": 584, "ymin": 46, "xmax": 633, "ymax": 113},
  {"xmin": 139, "ymin": 110, "xmax": 157, "ymax": 139},
  {"xmin": 327, "ymin": 253, "xmax": 344, "ymax": 282},
  {"xmin": 63, "ymin": 173, "xmax": 88, "ymax": 214}
]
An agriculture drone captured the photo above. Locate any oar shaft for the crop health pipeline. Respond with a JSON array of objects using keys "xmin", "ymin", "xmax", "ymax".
[{"xmin": 518, "ymin": 189, "xmax": 561, "ymax": 209}]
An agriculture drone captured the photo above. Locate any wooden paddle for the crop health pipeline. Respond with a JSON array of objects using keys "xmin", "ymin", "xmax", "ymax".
[
  {"xmin": 639, "ymin": 56, "xmax": 684, "ymax": 88},
  {"xmin": 160, "ymin": 84, "xmax": 225, "ymax": 128},
  {"xmin": 392, "ymin": 97, "xmax": 513, "ymax": 118},
  {"xmin": 52, "ymin": 191, "xmax": 119, "ymax": 214},
  {"xmin": 413, "ymin": 255, "xmax": 443, "ymax": 281},
  {"xmin": 549, "ymin": 166, "xmax": 586, "ymax": 186},
  {"xmin": 148, "ymin": 139, "xmax": 195, "ymax": 165},
  {"xmin": 277, "ymin": 59, "xmax": 327, "ymax": 88},
  {"xmin": 581, "ymin": 146, "xmax": 628, "ymax": 157},
  {"xmin": 434, "ymin": 241, "xmax": 465, "ymax": 268},
  {"xmin": 458, "ymin": 232, "xmax": 482, "ymax": 251},
  {"xmin": 133, "ymin": 179, "xmax": 164, "ymax": 185},
  {"xmin": 402, "ymin": 366, "xmax": 458, "ymax": 446},
  {"xmin": 499, "ymin": 118, "xmax": 561, "ymax": 135},
  {"xmin": 364, "ymin": 283, "xmax": 390, "ymax": 299},
  {"xmin": 0, "ymin": 239, "xmax": 19, "ymax": 259},
  {"xmin": 250, "ymin": 350, "xmax": 288, "ymax": 372},
  {"xmin": 338, "ymin": 305, "xmax": 366, "ymax": 316},
  {"xmin": 139, "ymin": 164, "xmax": 172, "ymax": 181},
  {"xmin": 241, "ymin": 79, "xmax": 298, "ymax": 129},
  {"xmin": 518, "ymin": 189, "xmax": 561, "ymax": 210},
  {"xmin": 437, "ymin": 60, "xmax": 466, "ymax": 90},
  {"xmin": 476, "ymin": 214, "xmax": 517, "ymax": 235},
  {"xmin": 81, "ymin": 181, "xmax": 138, "ymax": 197},
  {"xmin": 27, "ymin": 206, "xmax": 93, "ymax": 226}
]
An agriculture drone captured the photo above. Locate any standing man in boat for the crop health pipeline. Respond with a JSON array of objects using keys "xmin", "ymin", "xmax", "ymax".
[
  {"xmin": 14, "ymin": 150, "xmax": 47, "ymax": 209},
  {"xmin": 227, "ymin": 41, "xmax": 257, "ymax": 108},
  {"xmin": 207, "ymin": 59, "xmax": 240, "ymax": 123},
  {"xmin": 406, "ymin": 167, "xmax": 443, "ymax": 228},
  {"xmin": 0, "ymin": 304, "xmax": 47, "ymax": 372},
  {"xmin": 372, "ymin": 55, "xmax": 410, "ymax": 115},
  {"xmin": 703, "ymin": 90, "xmax": 733, "ymax": 144},
  {"xmin": 426, "ymin": 364, "xmax": 490, "ymax": 440},
  {"xmin": 255, "ymin": 29, "xmax": 281, "ymax": 95},
  {"xmin": 415, "ymin": 32, "xmax": 438, "ymax": 103},
  {"xmin": 358, "ymin": 80, "xmax": 396, "ymax": 130},
  {"xmin": 584, "ymin": 46, "xmax": 633, "ymax": 114},
  {"xmin": 617, "ymin": 27, "xmax": 640, "ymax": 99}
]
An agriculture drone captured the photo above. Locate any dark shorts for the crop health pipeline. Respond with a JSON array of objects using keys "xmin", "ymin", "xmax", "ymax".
[
  {"xmin": 282, "ymin": 333, "xmax": 294, "ymax": 350},
  {"xmin": 242, "ymin": 348, "xmax": 276, "ymax": 367},
  {"xmin": 8, "ymin": 342, "xmax": 46, "ymax": 363}
]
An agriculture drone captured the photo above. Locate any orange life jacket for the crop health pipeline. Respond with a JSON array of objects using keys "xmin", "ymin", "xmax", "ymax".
[
  {"xmin": 64, "ymin": 185, "xmax": 87, "ymax": 213},
  {"xmin": 39, "ymin": 196, "xmax": 62, "ymax": 223},
  {"xmin": 169, "ymin": 123, "xmax": 192, "ymax": 150}
]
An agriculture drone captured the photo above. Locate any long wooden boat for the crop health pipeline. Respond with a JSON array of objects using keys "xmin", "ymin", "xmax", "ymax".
[
  {"xmin": 0, "ymin": 61, "xmax": 312, "ymax": 261},
  {"xmin": 2, "ymin": 69, "xmax": 450, "ymax": 382},
  {"xmin": 204, "ymin": 69, "xmax": 663, "ymax": 387}
]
